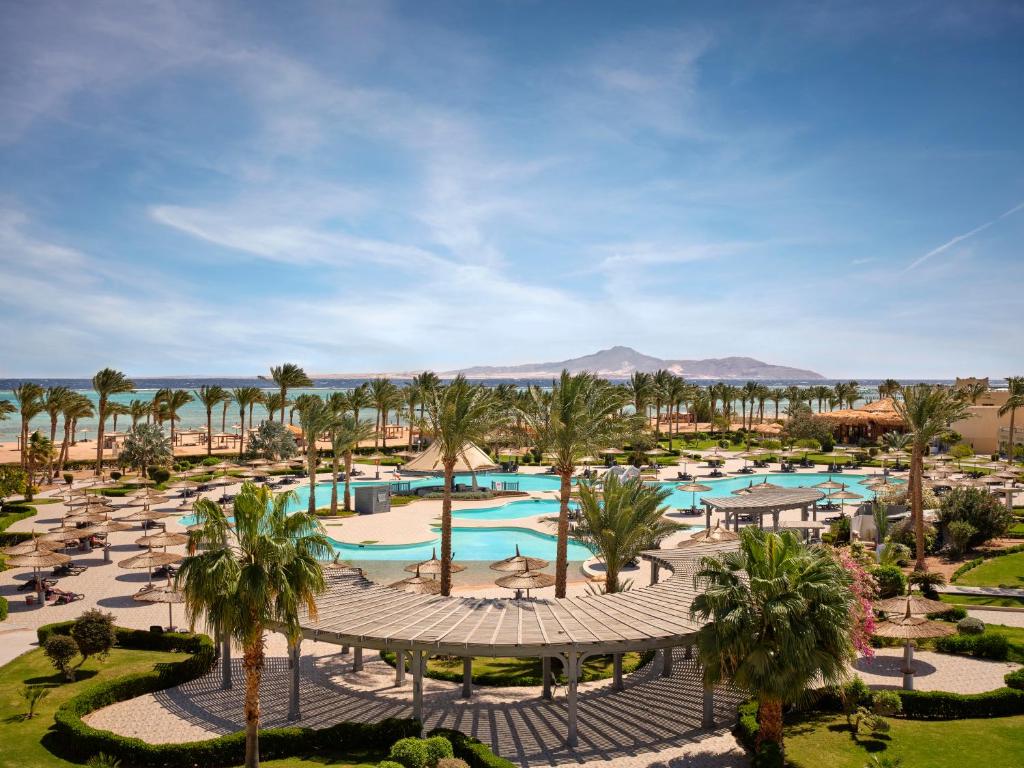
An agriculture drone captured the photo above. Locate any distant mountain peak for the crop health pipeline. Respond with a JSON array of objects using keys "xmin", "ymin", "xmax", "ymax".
[{"xmin": 442, "ymin": 347, "xmax": 824, "ymax": 380}]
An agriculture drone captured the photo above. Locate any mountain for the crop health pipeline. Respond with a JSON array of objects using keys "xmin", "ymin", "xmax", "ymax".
[{"xmin": 441, "ymin": 346, "xmax": 824, "ymax": 380}]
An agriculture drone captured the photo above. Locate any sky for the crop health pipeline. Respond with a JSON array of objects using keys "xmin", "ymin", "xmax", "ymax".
[{"xmin": 1, "ymin": 0, "xmax": 1022, "ymax": 379}]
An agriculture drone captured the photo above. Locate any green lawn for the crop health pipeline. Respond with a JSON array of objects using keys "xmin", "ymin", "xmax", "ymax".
[
  {"xmin": 940, "ymin": 593, "xmax": 1024, "ymax": 608},
  {"xmin": 956, "ymin": 551, "xmax": 1024, "ymax": 588},
  {"xmin": 381, "ymin": 651, "xmax": 650, "ymax": 686},
  {"xmin": 0, "ymin": 646, "xmax": 187, "ymax": 768},
  {"xmin": 785, "ymin": 712, "xmax": 1024, "ymax": 768},
  {"xmin": 252, "ymin": 750, "xmax": 384, "ymax": 768}
]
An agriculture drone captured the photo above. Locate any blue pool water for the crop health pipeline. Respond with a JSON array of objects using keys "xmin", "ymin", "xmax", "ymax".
[
  {"xmin": 329, "ymin": 525, "xmax": 594, "ymax": 562},
  {"xmin": 453, "ymin": 498, "xmax": 564, "ymax": 520}
]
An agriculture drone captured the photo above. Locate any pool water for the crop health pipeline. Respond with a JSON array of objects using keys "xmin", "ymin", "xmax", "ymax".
[
  {"xmin": 662, "ymin": 473, "xmax": 896, "ymax": 508},
  {"xmin": 453, "ymin": 498, "xmax": 564, "ymax": 520},
  {"xmin": 329, "ymin": 525, "xmax": 594, "ymax": 562}
]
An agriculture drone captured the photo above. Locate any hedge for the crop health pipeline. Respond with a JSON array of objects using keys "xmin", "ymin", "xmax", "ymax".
[
  {"xmin": 896, "ymin": 688, "xmax": 1024, "ymax": 719},
  {"xmin": 0, "ymin": 595, "xmax": 7, "ymax": 621},
  {"xmin": 427, "ymin": 729, "xmax": 516, "ymax": 768},
  {"xmin": 951, "ymin": 543, "xmax": 1024, "ymax": 582},
  {"xmin": 38, "ymin": 620, "xmax": 421, "ymax": 766},
  {"xmin": 934, "ymin": 631, "xmax": 1010, "ymax": 660}
]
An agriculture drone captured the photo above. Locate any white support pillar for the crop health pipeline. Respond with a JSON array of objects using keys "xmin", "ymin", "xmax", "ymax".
[
  {"xmin": 542, "ymin": 656, "xmax": 552, "ymax": 700},
  {"xmin": 395, "ymin": 650, "xmax": 406, "ymax": 686},
  {"xmin": 902, "ymin": 641, "xmax": 915, "ymax": 691},
  {"xmin": 612, "ymin": 653, "xmax": 623, "ymax": 692},
  {"xmin": 287, "ymin": 640, "xmax": 301, "ymax": 721},
  {"xmin": 461, "ymin": 656, "xmax": 472, "ymax": 698},
  {"xmin": 352, "ymin": 646, "xmax": 363, "ymax": 673},
  {"xmin": 661, "ymin": 646, "xmax": 673, "ymax": 678},
  {"xmin": 412, "ymin": 650, "xmax": 424, "ymax": 723},
  {"xmin": 702, "ymin": 684, "xmax": 715, "ymax": 728},
  {"xmin": 566, "ymin": 651, "xmax": 579, "ymax": 747}
]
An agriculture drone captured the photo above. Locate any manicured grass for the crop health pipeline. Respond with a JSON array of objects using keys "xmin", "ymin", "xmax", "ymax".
[
  {"xmin": 381, "ymin": 651, "xmax": 651, "ymax": 686},
  {"xmin": 940, "ymin": 593, "xmax": 1024, "ymax": 608},
  {"xmin": 250, "ymin": 750, "xmax": 384, "ymax": 768},
  {"xmin": 956, "ymin": 551, "xmax": 1024, "ymax": 588},
  {"xmin": 0, "ymin": 646, "xmax": 187, "ymax": 768},
  {"xmin": 785, "ymin": 711, "xmax": 1024, "ymax": 768}
]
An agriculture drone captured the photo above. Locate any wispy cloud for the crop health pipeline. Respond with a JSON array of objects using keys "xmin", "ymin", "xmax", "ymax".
[{"xmin": 904, "ymin": 201, "xmax": 1024, "ymax": 272}]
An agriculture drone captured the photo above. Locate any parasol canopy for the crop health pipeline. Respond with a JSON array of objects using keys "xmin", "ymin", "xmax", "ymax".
[
  {"xmin": 118, "ymin": 549, "xmax": 182, "ymax": 570},
  {"xmin": 814, "ymin": 477, "xmax": 845, "ymax": 490},
  {"xmin": 2, "ymin": 537, "xmax": 62, "ymax": 556},
  {"xmin": 490, "ymin": 544, "xmax": 548, "ymax": 573},
  {"xmin": 872, "ymin": 615, "xmax": 955, "ymax": 640},
  {"xmin": 680, "ymin": 522, "xmax": 741, "ymax": 545},
  {"xmin": 389, "ymin": 567, "xmax": 442, "ymax": 595},
  {"xmin": 404, "ymin": 547, "xmax": 466, "ymax": 575},
  {"xmin": 132, "ymin": 578, "xmax": 184, "ymax": 629},
  {"xmin": 5, "ymin": 541, "xmax": 72, "ymax": 568},
  {"xmin": 875, "ymin": 594, "xmax": 949, "ymax": 616},
  {"xmin": 135, "ymin": 531, "xmax": 189, "ymax": 548},
  {"xmin": 494, "ymin": 569, "xmax": 556, "ymax": 592}
]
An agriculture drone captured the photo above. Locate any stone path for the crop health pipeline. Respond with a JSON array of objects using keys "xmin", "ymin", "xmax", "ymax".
[
  {"xmin": 85, "ymin": 648, "xmax": 748, "ymax": 768},
  {"xmin": 940, "ymin": 585, "xmax": 1024, "ymax": 596},
  {"xmin": 853, "ymin": 648, "xmax": 1018, "ymax": 693}
]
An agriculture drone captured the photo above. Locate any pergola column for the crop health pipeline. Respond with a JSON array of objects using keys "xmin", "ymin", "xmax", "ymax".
[
  {"xmin": 566, "ymin": 651, "xmax": 580, "ymax": 747},
  {"xmin": 542, "ymin": 656, "xmax": 553, "ymax": 700},
  {"xmin": 661, "ymin": 646, "xmax": 673, "ymax": 677},
  {"xmin": 352, "ymin": 646, "xmax": 363, "ymax": 672},
  {"xmin": 461, "ymin": 657, "xmax": 472, "ymax": 698},
  {"xmin": 649, "ymin": 561, "xmax": 660, "ymax": 586},
  {"xmin": 287, "ymin": 639, "xmax": 301, "ymax": 721},
  {"xmin": 395, "ymin": 650, "xmax": 406, "ymax": 686},
  {"xmin": 702, "ymin": 684, "xmax": 715, "ymax": 728},
  {"xmin": 733, "ymin": 510, "xmax": 740, "ymax": 532},
  {"xmin": 771, "ymin": 510, "xmax": 780, "ymax": 532},
  {"xmin": 412, "ymin": 650, "xmax": 425, "ymax": 722},
  {"xmin": 221, "ymin": 635, "xmax": 232, "ymax": 690},
  {"xmin": 800, "ymin": 505, "xmax": 809, "ymax": 542},
  {"xmin": 612, "ymin": 653, "xmax": 623, "ymax": 691},
  {"xmin": 704, "ymin": 502, "xmax": 712, "ymax": 529}
]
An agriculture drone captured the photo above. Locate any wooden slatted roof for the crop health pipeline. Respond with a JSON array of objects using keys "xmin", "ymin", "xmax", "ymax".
[
  {"xmin": 703, "ymin": 487, "xmax": 823, "ymax": 511},
  {"xmin": 296, "ymin": 542, "xmax": 738, "ymax": 657}
]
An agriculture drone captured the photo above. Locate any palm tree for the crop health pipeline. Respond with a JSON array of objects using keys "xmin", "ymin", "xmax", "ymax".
[
  {"xmin": 741, "ymin": 381, "xmax": 759, "ymax": 429},
  {"xmin": 893, "ymin": 385, "xmax": 970, "ymax": 570},
  {"xmin": 347, "ymin": 383, "xmax": 372, "ymax": 424},
  {"xmin": 691, "ymin": 528, "xmax": 855, "ymax": 757},
  {"xmin": 58, "ymin": 394, "xmax": 93, "ymax": 473},
  {"xmin": 768, "ymin": 388, "xmax": 784, "ymax": 421},
  {"xmin": 368, "ymin": 378, "xmax": 400, "ymax": 448},
  {"xmin": 294, "ymin": 395, "xmax": 334, "ymax": 515},
  {"xmin": 998, "ymin": 377, "xmax": 1024, "ymax": 463},
  {"xmin": 0, "ymin": 399, "xmax": 14, "ymax": 423},
  {"xmin": 233, "ymin": 387, "xmax": 263, "ymax": 456},
  {"xmin": 12, "ymin": 382, "xmax": 44, "ymax": 469},
  {"xmin": 106, "ymin": 401, "xmax": 130, "ymax": 432},
  {"xmin": 270, "ymin": 364, "xmax": 312, "ymax": 422},
  {"xmin": 195, "ymin": 386, "xmax": 229, "ymax": 457},
  {"xmin": 41, "ymin": 387, "xmax": 72, "ymax": 482},
  {"xmin": 519, "ymin": 370, "xmax": 628, "ymax": 597},
  {"xmin": 328, "ymin": 413, "xmax": 376, "ymax": 513},
  {"xmin": 163, "ymin": 390, "xmax": 193, "ymax": 450},
  {"xmin": 92, "ymin": 369, "xmax": 135, "ymax": 476},
  {"xmin": 575, "ymin": 474, "xmax": 678, "ymax": 593},
  {"xmin": 666, "ymin": 376, "xmax": 689, "ymax": 449},
  {"xmin": 25, "ymin": 431, "xmax": 55, "ymax": 497},
  {"xmin": 782, "ymin": 386, "xmax": 803, "ymax": 420},
  {"xmin": 412, "ymin": 371, "xmax": 440, "ymax": 425},
  {"xmin": 651, "ymin": 369, "xmax": 673, "ymax": 437},
  {"xmin": 263, "ymin": 392, "xmax": 286, "ymax": 423},
  {"xmin": 959, "ymin": 380, "xmax": 989, "ymax": 405},
  {"xmin": 626, "ymin": 372, "xmax": 652, "ymax": 422},
  {"xmin": 128, "ymin": 399, "xmax": 149, "ymax": 426},
  {"xmin": 422, "ymin": 377, "xmax": 504, "ymax": 595},
  {"xmin": 177, "ymin": 482, "xmax": 330, "ymax": 768},
  {"xmin": 150, "ymin": 388, "xmax": 169, "ymax": 425},
  {"xmin": 878, "ymin": 378, "xmax": 901, "ymax": 400},
  {"xmin": 403, "ymin": 383, "xmax": 421, "ymax": 449}
]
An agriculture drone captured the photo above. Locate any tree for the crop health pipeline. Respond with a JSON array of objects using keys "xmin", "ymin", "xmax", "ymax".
[
  {"xmin": 25, "ymin": 431, "xmax": 54, "ymax": 497},
  {"xmin": 575, "ymin": 474, "xmax": 678, "ymax": 593},
  {"xmin": 71, "ymin": 609, "xmax": 116, "ymax": 665},
  {"xmin": 960, "ymin": 380, "xmax": 989, "ymax": 404},
  {"xmin": 328, "ymin": 414, "xmax": 376, "ymax": 513},
  {"xmin": 20, "ymin": 684, "xmax": 49, "ymax": 719},
  {"xmin": 13, "ymin": 382, "xmax": 44, "ymax": 469},
  {"xmin": 691, "ymin": 528, "xmax": 855, "ymax": 757},
  {"xmin": 878, "ymin": 379, "xmax": 900, "ymax": 400},
  {"xmin": 92, "ymin": 369, "xmax": 135, "ymax": 476},
  {"xmin": 519, "ymin": 370, "xmax": 628, "ymax": 597},
  {"xmin": 58, "ymin": 394, "xmax": 94, "ymax": 474},
  {"xmin": 403, "ymin": 383, "xmax": 421, "ymax": 449},
  {"xmin": 768, "ymin": 388, "xmax": 784, "ymax": 421},
  {"xmin": 368, "ymin": 378, "xmax": 400, "ymax": 448},
  {"xmin": 893, "ymin": 385, "xmax": 970, "ymax": 570},
  {"xmin": 997, "ymin": 376, "xmax": 1024, "ymax": 462},
  {"xmin": 412, "ymin": 372, "xmax": 440, "ymax": 424},
  {"xmin": 41, "ymin": 387, "xmax": 72, "ymax": 482},
  {"xmin": 128, "ymin": 399, "xmax": 149, "ymax": 426},
  {"xmin": 43, "ymin": 635, "xmax": 80, "ymax": 682},
  {"xmin": 233, "ymin": 387, "xmax": 263, "ymax": 456},
  {"xmin": 0, "ymin": 465, "xmax": 28, "ymax": 505},
  {"xmin": 422, "ymin": 376, "xmax": 504, "ymax": 595},
  {"xmin": 263, "ymin": 392, "xmax": 287, "ymax": 423},
  {"xmin": 246, "ymin": 421, "xmax": 297, "ymax": 461},
  {"xmin": 295, "ymin": 395, "xmax": 334, "ymax": 515},
  {"xmin": 195, "ymin": 386, "xmax": 229, "ymax": 457},
  {"xmin": 270, "ymin": 363, "xmax": 312, "ymax": 422},
  {"xmin": 626, "ymin": 372, "xmax": 652, "ymax": 422},
  {"xmin": 937, "ymin": 487, "xmax": 1012, "ymax": 549},
  {"xmin": 162, "ymin": 389, "xmax": 193, "ymax": 448},
  {"xmin": 119, "ymin": 424, "xmax": 172, "ymax": 478},
  {"xmin": 178, "ymin": 482, "xmax": 330, "ymax": 768}
]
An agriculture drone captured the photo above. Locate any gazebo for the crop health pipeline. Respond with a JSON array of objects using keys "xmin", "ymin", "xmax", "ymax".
[{"xmin": 701, "ymin": 487, "xmax": 825, "ymax": 532}]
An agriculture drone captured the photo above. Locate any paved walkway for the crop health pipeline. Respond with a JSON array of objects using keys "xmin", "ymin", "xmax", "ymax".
[
  {"xmin": 853, "ymin": 648, "xmax": 1018, "ymax": 693},
  {"xmin": 85, "ymin": 649, "xmax": 747, "ymax": 767},
  {"xmin": 940, "ymin": 585, "xmax": 1024, "ymax": 596}
]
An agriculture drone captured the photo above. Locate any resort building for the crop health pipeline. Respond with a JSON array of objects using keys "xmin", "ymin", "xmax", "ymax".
[
  {"xmin": 950, "ymin": 387, "xmax": 1024, "ymax": 454},
  {"xmin": 814, "ymin": 397, "xmax": 906, "ymax": 442}
]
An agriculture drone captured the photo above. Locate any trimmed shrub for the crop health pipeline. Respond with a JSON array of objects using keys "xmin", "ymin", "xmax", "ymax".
[
  {"xmin": 390, "ymin": 738, "xmax": 430, "ymax": 768},
  {"xmin": 946, "ymin": 521, "xmax": 976, "ymax": 558},
  {"xmin": 897, "ymin": 688, "xmax": 1024, "ymax": 719},
  {"xmin": 939, "ymin": 487, "xmax": 1013, "ymax": 547},
  {"xmin": 424, "ymin": 736, "xmax": 455, "ymax": 766},
  {"xmin": 147, "ymin": 467, "xmax": 171, "ymax": 484},
  {"xmin": 871, "ymin": 565, "xmax": 907, "ymax": 599},
  {"xmin": 957, "ymin": 616, "xmax": 985, "ymax": 635},
  {"xmin": 1005, "ymin": 669, "xmax": 1024, "ymax": 691},
  {"xmin": 428, "ymin": 729, "xmax": 517, "ymax": 768},
  {"xmin": 0, "ymin": 595, "xmax": 7, "ymax": 621},
  {"xmin": 935, "ymin": 631, "xmax": 1009, "ymax": 660},
  {"xmin": 929, "ymin": 606, "xmax": 966, "ymax": 622}
]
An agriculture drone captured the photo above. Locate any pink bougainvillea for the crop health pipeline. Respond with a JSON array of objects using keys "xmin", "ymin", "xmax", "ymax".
[{"xmin": 838, "ymin": 549, "xmax": 878, "ymax": 658}]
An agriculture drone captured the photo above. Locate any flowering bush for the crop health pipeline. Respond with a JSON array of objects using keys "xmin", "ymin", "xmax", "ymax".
[{"xmin": 838, "ymin": 549, "xmax": 878, "ymax": 657}]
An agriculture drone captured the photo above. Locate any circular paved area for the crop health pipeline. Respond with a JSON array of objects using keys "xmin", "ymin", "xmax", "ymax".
[{"xmin": 853, "ymin": 648, "xmax": 1018, "ymax": 693}]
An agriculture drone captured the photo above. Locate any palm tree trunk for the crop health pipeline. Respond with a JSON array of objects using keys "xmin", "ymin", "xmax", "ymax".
[
  {"xmin": 912, "ymin": 445, "xmax": 926, "ymax": 571},
  {"xmin": 555, "ymin": 470, "xmax": 571, "ymax": 598},
  {"xmin": 243, "ymin": 641, "xmax": 264, "ymax": 768},
  {"xmin": 58, "ymin": 419, "xmax": 70, "ymax": 473},
  {"xmin": 756, "ymin": 698, "xmax": 784, "ymax": 754},
  {"xmin": 307, "ymin": 443, "xmax": 318, "ymax": 516},
  {"xmin": 95, "ymin": 398, "xmax": 106, "ymax": 476},
  {"xmin": 1007, "ymin": 408, "xmax": 1017, "ymax": 461},
  {"xmin": 207, "ymin": 409, "xmax": 213, "ymax": 457},
  {"xmin": 344, "ymin": 451, "xmax": 353, "ymax": 511},
  {"xmin": 440, "ymin": 460, "xmax": 455, "ymax": 596},
  {"xmin": 330, "ymin": 453, "xmax": 339, "ymax": 515},
  {"xmin": 381, "ymin": 408, "xmax": 388, "ymax": 448},
  {"xmin": 408, "ymin": 406, "xmax": 414, "ymax": 449},
  {"xmin": 48, "ymin": 417, "xmax": 58, "ymax": 483},
  {"xmin": 239, "ymin": 409, "xmax": 247, "ymax": 457}
]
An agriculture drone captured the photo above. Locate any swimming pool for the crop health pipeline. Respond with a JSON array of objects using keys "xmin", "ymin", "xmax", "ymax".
[
  {"xmin": 662, "ymin": 473, "xmax": 897, "ymax": 508},
  {"xmin": 329, "ymin": 525, "xmax": 594, "ymax": 562},
  {"xmin": 453, "ymin": 498, "xmax": 564, "ymax": 520}
]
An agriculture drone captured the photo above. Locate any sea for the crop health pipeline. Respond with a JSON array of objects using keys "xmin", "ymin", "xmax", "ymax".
[{"xmin": 0, "ymin": 377, "xmax": 967, "ymax": 442}]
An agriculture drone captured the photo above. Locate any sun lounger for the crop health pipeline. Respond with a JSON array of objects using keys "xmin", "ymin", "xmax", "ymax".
[
  {"xmin": 49, "ymin": 589, "xmax": 84, "ymax": 605},
  {"xmin": 52, "ymin": 563, "xmax": 87, "ymax": 577}
]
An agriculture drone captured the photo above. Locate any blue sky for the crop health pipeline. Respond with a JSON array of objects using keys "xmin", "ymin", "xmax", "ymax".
[{"xmin": 1, "ymin": 0, "xmax": 1022, "ymax": 379}]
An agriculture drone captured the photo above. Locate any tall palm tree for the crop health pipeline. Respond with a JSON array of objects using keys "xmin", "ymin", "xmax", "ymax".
[
  {"xmin": 106, "ymin": 401, "xmax": 129, "ymax": 432},
  {"xmin": 12, "ymin": 382, "xmax": 44, "ymax": 469},
  {"xmin": 782, "ymin": 386, "xmax": 803, "ymax": 420},
  {"xmin": 959, "ymin": 380, "xmax": 989, "ymax": 405},
  {"xmin": 162, "ymin": 390, "xmax": 193, "ymax": 450},
  {"xmin": 41, "ymin": 387, "xmax": 72, "ymax": 482},
  {"xmin": 270, "ymin": 364, "xmax": 312, "ymax": 422},
  {"xmin": 412, "ymin": 371, "xmax": 440, "ymax": 422},
  {"xmin": 878, "ymin": 378, "xmax": 901, "ymax": 400},
  {"xmin": 575, "ymin": 474, "xmax": 677, "ymax": 593},
  {"xmin": 519, "ymin": 370, "xmax": 628, "ymax": 597},
  {"xmin": 403, "ymin": 383, "xmax": 421, "ymax": 449},
  {"xmin": 177, "ymin": 483, "xmax": 330, "ymax": 768},
  {"xmin": 57, "ymin": 394, "xmax": 93, "ymax": 473},
  {"xmin": 741, "ymin": 381, "xmax": 759, "ymax": 429},
  {"xmin": 92, "ymin": 369, "xmax": 135, "ymax": 476},
  {"xmin": 422, "ymin": 376, "xmax": 503, "ymax": 595},
  {"xmin": 893, "ymin": 385, "xmax": 970, "ymax": 570},
  {"xmin": 195, "ymin": 386, "xmax": 229, "ymax": 457},
  {"xmin": 328, "ymin": 413, "xmax": 377, "ymax": 513},
  {"xmin": 768, "ymin": 388, "xmax": 784, "ymax": 421},
  {"xmin": 25, "ymin": 431, "xmax": 55, "ymax": 497},
  {"xmin": 691, "ymin": 528, "xmax": 855, "ymax": 757},
  {"xmin": 651, "ymin": 369, "xmax": 673, "ymax": 437},
  {"xmin": 347, "ymin": 383, "xmax": 372, "ymax": 424},
  {"xmin": 368, "ymin": 378, "xmax": 400, "ymax": 448},
  {"xmin": 626, "ymin": 372, "xmax": 653, "ymax": 423},
  {"xmin": 997, "ymin": 376, "xmax": 1024, "ymax": 463},
  {"xmin": 666, "ymin": 376, "xmax": 689, "ymax": 449},
  {"xmin": 233, "ymin": 387, "xmax": 263, "ymax": 456},
  {"xmin": 128, "ymin": 399, "xmax": 150, "ymax": 426},
  {"xmin": 295, "ymin": 395, "xmax": 334, "ymax": 515},
  {"xmin": 150, "ymin": 388, "xmax": 170, "ymax": 426},
  {"xmin": 263, "ymin": 392, "xmax": 286, "ymax": 423},
  {"xmin": 0, "ymin": 400, "xmax": 15, "ymax": 423}
]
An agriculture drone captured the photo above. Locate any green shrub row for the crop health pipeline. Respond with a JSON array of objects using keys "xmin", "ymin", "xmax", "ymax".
[
  {"xmin": 934, "ymin": 631, "xmax": 1010, "ymax": 660},
  {"xmin": 1006, "ymin": 669, "xmax": 1024, "ymax": 690},
  {"xmin": 0, "ymin": 594, "xmax": 7, "ymax": 621},
  {"xmin": 896, "ymin": 688, "xmax": 1024, "ymax": 719},
  {"xmin": 951, "ymin": 543, "xmax": 1024, "ymax": 582},
  {"xmin": 427, "ymin": 729, "xmax": 517, "ymax": 768},
  {"xmin": 0, "ymin": 502, "xmax": 37, "ymax": 532}
]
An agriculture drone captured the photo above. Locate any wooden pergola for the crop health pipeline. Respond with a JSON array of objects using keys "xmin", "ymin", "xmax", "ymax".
[
  {"xmin": 702, "ymin": 487, "xmax": 825, "ymax": 534},
  {"xmin": 286, "ymin": 542, "xmax": 738, "ymax": 746}
]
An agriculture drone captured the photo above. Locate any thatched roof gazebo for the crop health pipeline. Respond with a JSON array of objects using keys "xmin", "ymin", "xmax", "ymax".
[{"xmin": 815, "ymin": 397, "xmax": 906, "ymax": 441}]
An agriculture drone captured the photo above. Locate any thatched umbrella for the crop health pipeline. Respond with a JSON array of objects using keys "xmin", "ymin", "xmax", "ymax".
[
  {"xmin": 490, "ymin": 544, "xmax": 548, "ymax": 573},
  {"xmin": 135, "ymin": 531, "xmax": 189, "ymax": 549},
  {"xmin": 7, "ymin": 539, "xmax": 72, "ymax": 605},
  {"xmin": 676, "ymin": 482, "xmax": 711, "ymax": 512},
  {"xmin": 680, "ymin": 522, "xmax": 741, "ymax": 546},
  {"xmin": 78, "ymin": 517, "xmax": 133, "ymax": 562},
  {"xmin": 494, "ymin": 568, "xmax": 555, "ymax": 598},
  {"xmin": 132, "ymin": 578, "xmax": 184, "ymax": 630},
  {"xmin": 814, "ymin": 477, "xmax": 845, "ymax": 491},
  {"xmin": 872, "ymin": 604, "xmax": 955, "ymax": 690},
  {"xmin": 118, "ymin": 548, "xmax": 182, "ymax": 585},
  {"xmin": 829, "ymin": 486, "xmax": 863, "ymax": 515},
  {"xmin": 875, "ymin": 594, "xmax": 949, "ymax": 616},
  {"xmin": 2, "ymin": 537, "xmax": 62, "ymax": 556},
  {"xmin": 389, "ymin": 566, "xmax": 442, "ymax": 595},
  {"xmin": 123, "ymin": 508, "xmax": 175, "ymax": 525},
  {"xmin": 404, "ymin": 547, "xmax": 465, "ymax": 576}
]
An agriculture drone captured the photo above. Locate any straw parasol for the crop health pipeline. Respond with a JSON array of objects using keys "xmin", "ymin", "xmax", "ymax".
[
  {"xmin": 872, "ymin": 605, "xmax": 955, "ymax": 690},
  {"xmin": 247, "ymin": 458, "xmax": 273, "ymax": 467},
  {"xmin": 123, "ymin": 508, "xmax": 176, "ymax": 523},
  {"xmin": 6, "ymin": 539, "xmax": 72, "ymax": 604},
  {"xmin": 490, "ymin": 544, "xmax": 548, "ymax": 573},
  {"xmin": 78, "ymin": 517, "xmax": 133, "ymax": 562},
  {"xmin": 676, "ymin": 481, "xmax": 711, "ymax": 511},
  {"xmin": 2, "ymin": 537, "xmax": 62, "ymax": 556},
  {"xmin": 404, "ymin": 547, "xmax": 465, "ymax": 576},
  {"xmin": 680, "ymin": 522, "xmax": 741, "ymax": 545},
  {"xmin": 132, "ymin": 578, "xmax": 184, "ymax": 630},
  {"xmin": 645, "ymin": 448, "xmax": 668, "ymax": 457},
  {"xmin": 828, "ymin": 486, "xmax": 863, "ymax": 514},
  {"xmin": 135, "ymin": 531, "xmax": 189, "ymax": 548},
  {"xmin": 814, "ymin": 477, "xmax": 845, "ymax": 491},
  {"xmin": 389, "ymin": 566, "xmax": 442, "ymax": 595},
  {"xmin": 118, "ymin": 548, "xmax": 182, "ymax": 584},
  {"xmin": 494, "ymin": 568, "xmax": 555, "ymax": 598},
  {"xmin": 875, "ymin": 594, "xmax": 949, "ymax": 616}
]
